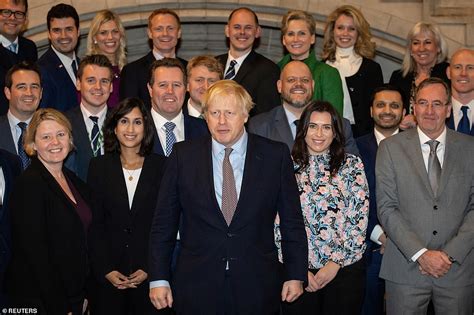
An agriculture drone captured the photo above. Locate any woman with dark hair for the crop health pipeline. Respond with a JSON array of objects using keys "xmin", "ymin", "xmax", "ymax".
[
  {"xmin": 280, "ymin": 101, "xmax": 369, "ymax": 315},
  {"xmin": 87, "ymin": 98, "xmax": 166, "ymax": 314},
  {"xmin": 6, "ymin": 109, "xmax": 91, "ymax": 315}
]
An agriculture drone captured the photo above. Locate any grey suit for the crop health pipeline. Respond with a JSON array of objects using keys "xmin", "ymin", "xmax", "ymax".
[
  {"xmin": 248, "ymin": 105, "xmax": 359, "ymax": 156},
  {"xmin": 376, "ymin": 128, "xmax": 474, "ymax": 313},
  {"xmin": 0, "ymin": 115, "xmax": 17, "ymax": 155}
]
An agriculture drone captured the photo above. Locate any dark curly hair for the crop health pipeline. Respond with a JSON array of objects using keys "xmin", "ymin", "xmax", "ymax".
[
  {"xmin": 103, "ymin": 98, "xmax": 154, "ymax": 156},
  {"xmin": 292, "ymin": 101, "xmax": 345, "ymax": 176}
]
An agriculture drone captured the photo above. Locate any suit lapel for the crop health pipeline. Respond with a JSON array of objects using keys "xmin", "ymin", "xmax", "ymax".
[
  {"xmin": 436, "ymin": 130, "xmax": 457, "ymax": 197},
  {"xmin": 230, "ymin": 135, "xmax": 263, "ymax": 228},
  {"xmin": 107, "ymin": 154, "xmax": 130, "ymax": 210},
  {"xmin": 404, "ymin": 130, "xmax": 435, "ymax": 197},
  {"xmin": 130, "ymin": 155, "xmax": 155, "ymax": 215},
  {"xmin": 233, "ymin": 51, "xmax": 255, "ymax": 83},
  {"xmin": 274, "ymin": 107, "xmax": 294, "ymax": 149},
  {"xmin": 0, "ymin": 117, "xmax": 17, "ymax": 154}
]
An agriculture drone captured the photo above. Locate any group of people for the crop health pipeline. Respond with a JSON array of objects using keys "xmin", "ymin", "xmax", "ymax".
[{"xmin": 0, "ymin": 0, "xmax": 473, "ymax": 314}]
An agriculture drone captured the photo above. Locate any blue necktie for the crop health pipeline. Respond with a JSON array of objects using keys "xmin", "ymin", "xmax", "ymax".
[
  {"xmin": 17, "ymin": 122, "xmax": 30, "ymax": 170},
  {"xmin": 164, "ymin": 122, "xmax": 176, "ymax": 157},
  {"xmin": 71, "ymin": 60, "xmax": 78, "ymax": 77},
  {"xmin": 457, "ymin": 106, "xmax": 471, "ymax": 135},
  {"xmin": 8, "ymin": 43, "xmax": 17, "ymax": 54},
  {"xmin": 89, "ymin": 116, "xmax": 101, "ymax": 157},
  {"xmin": 224, "ymin": 60, "xmax": 237, "ymax": 80}
]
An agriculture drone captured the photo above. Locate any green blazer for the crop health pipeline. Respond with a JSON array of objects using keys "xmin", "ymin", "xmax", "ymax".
[{"xmin": 278, "ymin": 51, "xmax": 343, "ymax": 115}]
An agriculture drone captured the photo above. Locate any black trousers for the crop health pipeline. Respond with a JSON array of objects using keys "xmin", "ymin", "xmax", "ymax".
[{"xmin": 282, "ymin": 259, "xmax": 366, "ymax": 315}]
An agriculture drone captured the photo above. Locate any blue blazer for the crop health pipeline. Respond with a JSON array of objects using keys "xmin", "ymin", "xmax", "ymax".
[
  {"xmin": 356, "ymin": 132, "xmax": 379, "ymax": 251},
  {"xmin": 0, "ymin": 36, "xmax": 38, "ymax": 115},
  {"xmin": 446, "ymin": 112, "xmax": 474, "ymax": 136},
  {"xmin": 37, "ymin": 48, "xmax": 79, "ymax": 112},
  {"xmin": 0, "ymin": 115, "xmax": 16, "ymax": 155},
  {"xmin": 152, "ymin": 113, "xmax": 209, "ymax": 156},
  {"xmin": 149, "ymin": 134, "xmax": 308, "ymax": 314},
  {"xmin": 0, "ymin": 149, "xmax": 22, "ymax": 276}
]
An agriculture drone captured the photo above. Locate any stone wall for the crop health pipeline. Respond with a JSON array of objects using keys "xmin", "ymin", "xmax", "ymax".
[{"xmin": 23, "ymin": 0, "xmax": 473, "ymax": 82}]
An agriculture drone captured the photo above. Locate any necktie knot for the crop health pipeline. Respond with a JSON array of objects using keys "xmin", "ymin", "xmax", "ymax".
[
  {"xmin": 89, "ymin": 116, "xmax": 98, "ymax": 124},
  {"xmin": 224, "ymin": 147, "xmax": 233, "ymax": 159},
  {"xmin": 224, "ymin": 60, "xmax": 237, "ymax": 80},
  {"xmin": 426, "ymin": 139, "xmax": 439, "ymax": 155},
  {"xmin": 461, "ymin": 106, "xmax": 469, "ymax": 116},
  {"xmin": 164, "ymin": 121, "xmax": 176, "ymax": 132},
  {"xmin": 17, "ymin": 121, "xmax": 27, "ymax": 131},
  {"xmin": 457, "ymin": 105, "xmax": 471, "ymax": 134},
  {"xmin": 8, "ymin": 42, "xmax": 17, "ymax": 53},
  {"xmin": 71, "ymin": 60, "xmax": 78, "ymax": 77},
  {"xmin": 293, "ymin": 120, "xmax": 300, "ymax": 127}
]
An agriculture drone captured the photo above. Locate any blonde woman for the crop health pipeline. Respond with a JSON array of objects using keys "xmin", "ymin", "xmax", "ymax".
[
  {"xmin": 87, "ymin": 10, "xmax": 127, "ymax": 108},
  {"xmin": 322, "ymin": 5, "xmax": 383, "ymax": 137}
]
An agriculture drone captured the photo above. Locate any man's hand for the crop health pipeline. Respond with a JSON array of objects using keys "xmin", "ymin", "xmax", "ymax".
[
  {"xmin": 399, "ymin": 114, "xmax": 417, "ymax": 130},
  {"xmin": 150, "ymin": 287, "xmax": 173, "ymax": 310},
  {"xmin": 417, "ymin": 250, "xmax": 451, "ymax": 278},
  {"xmin": 306, "ymin": 271, "xmax": 320, "ymax": 292},
  {"xmin": 105, "ymin": 271, "xmax": 132, "ymax": 289},
  {"xmin": 281, "ymin": 280, "xmax": 303, "ymax": 302},
  {"xmin": 313, "ymin": 261, "xmax": 340, "ymax": 289}
]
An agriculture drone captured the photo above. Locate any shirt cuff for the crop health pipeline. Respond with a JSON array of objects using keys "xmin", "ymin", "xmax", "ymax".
[
  {"xmin": 150, "ymin": 280, "xmax": 170, "ymax": 289},
  {"xmin": 411, "ymin": 248, "xmax": 428, "ymax": 262},
  {"xmin": 370, "ymin": 225, "xmax": 384, "ymax": 245}
]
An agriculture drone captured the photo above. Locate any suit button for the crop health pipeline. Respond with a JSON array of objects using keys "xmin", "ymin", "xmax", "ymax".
[
  {"xmin": 221, "ymin": 257, "xmax": 227, "ymax": 261},
  {"xmin": 433, "ymin": 205, "xmax": 438, "ymax": 210},
  {"xmin": 433, "ymin": 231, "xmax": 438, "ymax": 235},
  {"xmin": 125, "ymin": 244, "xmax": 129, "ymax": 248},
  {"xmin": 227, "ymin": 233, "xmax": 234, "ymax": 238},
  {"xmin": 124, "ymin": 228, "xmax": 132, "ymax": 234}
]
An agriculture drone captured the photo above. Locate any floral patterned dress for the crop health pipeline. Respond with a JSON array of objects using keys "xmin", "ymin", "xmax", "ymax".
[{"xmin": 276, "ymin": 153, "xmax": 369, "ymax": 269}]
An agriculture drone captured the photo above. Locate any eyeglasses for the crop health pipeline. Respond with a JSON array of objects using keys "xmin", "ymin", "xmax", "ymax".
[
  {"xmin": 416, "ymin": 100, "xmax": 449, "ymax": 109},
  {"xmin": 0, "ymin": 9, "xmax": 26, "ymax": 20}
]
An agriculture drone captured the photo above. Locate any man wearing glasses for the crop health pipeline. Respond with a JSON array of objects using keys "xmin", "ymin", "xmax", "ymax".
[
  {"xmin": 0, "ymin": 0, "xmax": 37, "ymax": 115},
  {"xmin": 376, "ymin": 77, "xmax": 474, "ymax": 314}
]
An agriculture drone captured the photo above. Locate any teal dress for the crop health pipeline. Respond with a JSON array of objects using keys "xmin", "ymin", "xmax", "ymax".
[{"xmin": 278, "ymin": 51, "xmax": 344, "ymax": 115}]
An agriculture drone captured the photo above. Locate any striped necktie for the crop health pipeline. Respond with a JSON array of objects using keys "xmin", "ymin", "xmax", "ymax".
[
  {"xmin": 17, "ymin": 122, "xmax": 30, "ymax": 170},
  {"xmin": 221, "ymin": 148, "xmax": 237, "ymax": 225},
  {"xmin": 89, "ymin": 116, "xmax": 101, "ymax": 157},
  {"xmin": 224, "ymin": 60, "xmax": 237, "ymax": 80},
  {"xmin": 164, "ymin": 122, "xmax": 177, "ymax": 157}
]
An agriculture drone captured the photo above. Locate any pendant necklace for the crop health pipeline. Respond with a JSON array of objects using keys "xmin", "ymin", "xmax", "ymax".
[{"xmin": 125, "ymin": 168, "xmax": 136, "ymax": 181}]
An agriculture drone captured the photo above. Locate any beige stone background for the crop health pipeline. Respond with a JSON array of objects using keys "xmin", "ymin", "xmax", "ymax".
[{"xmin": 23, "ymin": 0, "xmax": 474, "ymax": 81}]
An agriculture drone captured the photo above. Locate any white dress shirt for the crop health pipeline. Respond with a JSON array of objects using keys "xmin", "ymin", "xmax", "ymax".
[
  {"xmin": 0, "ymin": 35, "xmax": 18, "ymax": 53},
  {"xmin": 0, "ymin": 167, "xmax": 4, "ymax": 205},
  {"xmin": 411, "ymin": 126, "xmax": 447, "ymax": 261},
  {"xmin": 224, "ymin": 50, "xmax": 251, "ymax": 78},
  {"xmin": 7, "ymin": 111, "xmax": 32, "ymax": 154},
  {"xmin": 80, "ymin": 104, "xmax": 107, "ymax": 155},
  {"xmin": 151, "ymin": 109, "xmax": 185, "ymax": 153},
  {"xmin": 187, "ymin": 99, "xmax": 203, "ymax": 119}
]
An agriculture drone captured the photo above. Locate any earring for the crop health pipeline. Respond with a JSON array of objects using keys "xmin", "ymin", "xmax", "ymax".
[{"xmin": 94, "ymin": 40, "xmax": 98, "ymax": 44}]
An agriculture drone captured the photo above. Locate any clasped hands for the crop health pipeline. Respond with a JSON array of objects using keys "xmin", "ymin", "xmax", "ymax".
[
  {"xmin": 105, "ymin": 269, "xmax": 148, "ymax": 289},
  {"xmin": 417, "ymin": 250, "xmax": 452, "ymax": 278},
  {"xmin": 306, "ymin": 261, "xmax": 340, "ymax": 292}
]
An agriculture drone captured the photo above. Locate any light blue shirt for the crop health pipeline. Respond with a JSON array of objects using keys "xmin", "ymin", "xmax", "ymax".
[{"xmin": 150, "ymin": 131, "xmax": 248, "ymax": 289}]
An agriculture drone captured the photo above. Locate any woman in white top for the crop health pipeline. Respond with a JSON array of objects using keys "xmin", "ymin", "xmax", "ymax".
[
  {"xmin": 322, "ymin": 5, "xmax": 383, "ymax": 137},
  {"xmin": 87, "ymin": 98, "xmax": 168, "ymax": 315}
]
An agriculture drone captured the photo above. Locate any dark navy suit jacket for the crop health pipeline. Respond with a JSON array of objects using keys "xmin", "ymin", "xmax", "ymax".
[
  {"xmin": 446, "ymin": 111, "xmax": 474, "ymax": 136},
  {"xmin": 0, "ymin": 37, "xmax": 37, "ymax": 115},
  {"xmin": 152, "ymin": 112, "xmax": 209, "ymax": 156},
  {"xmin": 0, "ymin": 115, "xmax": 16, "ymax": 155},
  {"xmin": 356, "ymin": 132, "xmax": 379, "ymax": 252},
  {"xmin": 149, "ymin": 134, "xmax": 307, "ymax": 314},
  {"xmin": 37, "ymin": 48, "xmax": 79, "ymax": 112}
]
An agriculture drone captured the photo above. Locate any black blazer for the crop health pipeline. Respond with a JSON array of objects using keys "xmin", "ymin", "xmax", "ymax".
[
  {"xmin": 87, "ymin": 153, "xmax": 166, "ymax": 282},
  {"xmin": 217, "ymin": 50, "xmax": 281, "ymax": 116},
  {"xmin": 149, "ymin": 134, "xmax": 308, "ymax": 314},
  {"xmin": 346, "ymin": 58, "xmax": 383, "ymax": 137},
  {"xmin": 389, "ymin": 61, "xmax": 450, "ymax": 112},
  {"xmin": 0, "ymin": 150, "xmax": 21, "ymax": 276},
  {"xmin": 5, "ymin": 158, "xmax": 91, "ymax": 315},
  {"xmin": 120, "ymin": 52, "xmax": 188, "ymax": 108},
  {"xmin": 0, "ymin": 36, "xmax": 38, "ymax": 115},
  {"xmin": 152, "ymin": 113, "xmax": 209, "ymax": 156},
  {"xmin": 37, "ymin": 48, "xmax": 79, "ymax": 112}
]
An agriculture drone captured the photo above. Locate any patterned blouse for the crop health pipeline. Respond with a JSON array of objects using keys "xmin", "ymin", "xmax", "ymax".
[{"xmin": 276, "ymin": 153, "xmax": 369, "ymax": 269}]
